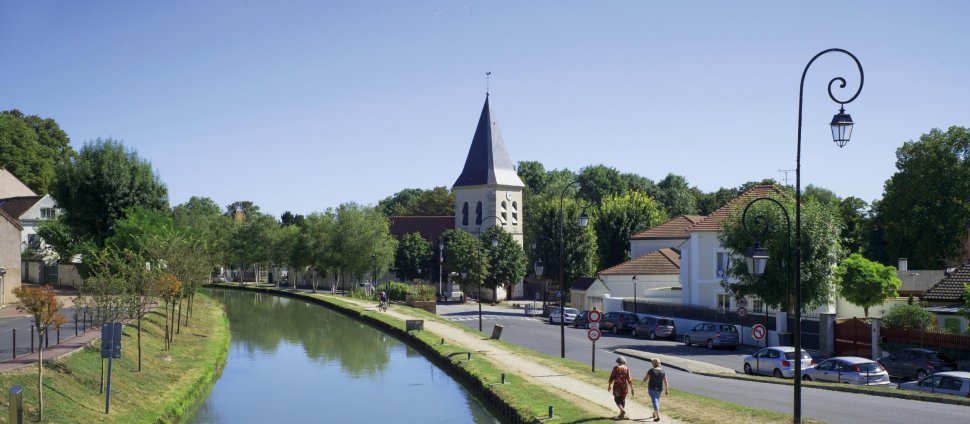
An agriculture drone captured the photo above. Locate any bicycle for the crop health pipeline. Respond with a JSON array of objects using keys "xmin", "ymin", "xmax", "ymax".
[{"xmin": 378, "ymin": 299, "xmax": 388, "ymax": 312}]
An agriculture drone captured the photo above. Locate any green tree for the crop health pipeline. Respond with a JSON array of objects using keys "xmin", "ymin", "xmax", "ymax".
[
  {"xmin": 378, "ymin": 188, "xmax": 423, "ymax": 216},
  {"xmin": 528, "ymin": 198, "xmax": 596, "ymax": 295},
  {"xmin": 225, "ymin": 200, "xmax": 260, "ymax": 220},
  {"xmin": 835, "ymin": 253, "xmax": 901, "ymax": 317},
  {"xmin": 481, "ymin": 225, "xmax": 527, "ymax": 298},
  {"xmin": 416, "ymin": 186, "xmax": 455, "ymax": 215},
  {"xmin": 35, "ymin": 214, "xmax": 84, "ymax": 262},
  {"xmin": 0, "ymin": 113, "xmax": 54, "ymax": 194},
  {"xmin": 657, "ymin": 173, "xmax": 699, "ymax": 217},
  {"xmin": 592, "ymin": 191, "xmax": 667, "ymax": 270},
  {"xmin": 619, "ymin": 172, "xmax": 660, "ymax": 199},
  {"xmin": 576, "ymin": 164, "xmax": 626, "ymax": 204},
  {"xmin": 517, "ymin": 160, "xmax": 548, "ymax": 196},
  {"xmin": 106, "ymin": 206, "xmax": 176, "ymax": 254},
  {"xmin": 882, "ymin": 302, "xmax": 935, "ymax": 331},
  {"xmin": 696, "ymin": 187, "xmax": 740, "ymax": 216},
  {"xmin": 299, "ymin": 212, "xmax": 336, "ymax": 291},
  {"xmin": 50, "ymin": 138, "xmax": 169, "ymax": 247},
  {"xmin": 838, "ymin": 196, "xmax": 870, "ymax": 254},
  {"xmin": 718, "ymin": 193, "xmax": 843, "ymax": 311},
  {"xmin": 395, "ymin": 232, "xmax": 433, "ymax": 282},
  {"xmin": 229, "ymin": 212, "xmax": 278, "ymax": 283},
  {"xmin": 331, "ymin": 203, "xmax": 396, "ymax": 290},
  {"xmin": 875, "ymin": 126, "xmax": 970, "ymax": 268},
  {"xmin": 440, "ymin": 229, "xmax": 485, "ymax": 288}
]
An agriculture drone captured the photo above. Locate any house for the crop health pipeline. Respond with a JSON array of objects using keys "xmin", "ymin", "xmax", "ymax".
[
  {"xmin": 629, "ymin": 215, "xmax": 703, "ymax": 259},
  {"xmin": 569, "ymin": 276, "xmax": 609, "ymax": 311},
  {"xmin": 835, "ymin": 258, "xmax": 944, "ymax": 319},
  {"xmin": 0, "ymin": 168, "xmax": 35, "ymax": 198},
  {"xmin": 0, "ymin": 194, "xmax": 58, "ymax": 251},
  {"xmin": 921, "ymin": 262, "xmax": 970, "ymax": 333},
  {"xmin": 680, "ymin": 185, "xmax": 786, "ymax": 311},
  {"xmin": 596, "ymin": 247, "xmax": 682, "ymax": 305},
  {"xmin": 0, "ymin": 206, "xmax": 23, "ymax": 306}
]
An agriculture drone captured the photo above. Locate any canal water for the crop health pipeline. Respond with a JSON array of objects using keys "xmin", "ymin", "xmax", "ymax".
[{"xmin": 187, "ymin": 288, "xmax": 500, "ymax": 424}]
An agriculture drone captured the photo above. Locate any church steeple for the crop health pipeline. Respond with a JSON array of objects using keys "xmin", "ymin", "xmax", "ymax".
[{"xmin": 453, "ymin": 96, "xmax": 525, "ymax": 188}]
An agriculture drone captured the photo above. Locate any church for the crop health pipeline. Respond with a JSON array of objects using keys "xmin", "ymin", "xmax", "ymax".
[{"xmin": 388, "ymin": 95, "xmax": 526, "ymax": 301}]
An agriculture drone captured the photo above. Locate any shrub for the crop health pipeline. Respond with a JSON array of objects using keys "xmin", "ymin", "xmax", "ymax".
[
  {"xmin": 882, "ymin": 302, "xmax": 935, "ymax": 331},
  {"xmin": 409, "ymin": 284, "xmax": 436, "ymax": 302}
]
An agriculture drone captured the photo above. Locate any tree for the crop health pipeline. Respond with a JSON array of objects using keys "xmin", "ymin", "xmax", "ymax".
[
  {"xmin": 228, "ymin": 212, "xmax": 278, "ymax": 283},
  {"xmin": 875, "ymin": 126, "xmax": 970, "ymax": 268},
  {"xmin": 106, "ymin": 206, "xmax": 175, "ymax": 254},
  {"xmin": 35, "ymin": 214, "xmax": 84, "ymax": 262},
  {"xmin": 517, "ymin": 160, "xmax": 548, "ymax": 196},
  {"xmin": 718, "ymin": 192, "xmax": 843, "ymax": 311},
  {"xmin": 481, "ymin": 225, "xmax": 527, "ymax": 300},
  {"xmin": 377, "ymin": 187, "xmax": 454, "ymax": 216},
  {"xmin": 882, "ymin": 302, "xmax": 935, "ymax": 331},
  {"xmin": 378, "ymin": 188, "xmax": 423, "ymax": 216},
  {"xmin": 299, "ymin": 212, "xmax": 336, "ymax": 291},
  {"xmin": 330, "ymin": 203, "xmax": 396, "ymax": 291},
  {"xmin": 440, "ymin": 229, "xmax": 484, "ymax": 287},
  {"xmin": 395, "ymin": 232, "xmax": 432, "ymax": 282},
  {"xmin": 0, "ymin": 113, "xmax": 55, "ymax": 194},
  {"xmin": 576, "ymin": 164, "xmax": 626, "ymax": 204},
  {"xmin": 619, "ymin": 172, "xmax": 660, "ymax": 199},
  {"xmin": 835, "ymin": 253, "xmax": 901, "ymax": 317},
  {"xmin": 696, "ymin": 187, "xmax": 740, "ymax": 216},
  {"xmin": 528, "ymin": 198, "xmax": 596, "ymax": 294},
  {"xmin": 415, "ymin": 187, "xmax": 455, "ymax": 216},
  {"xmin": 592, "ymin": 192, "xmax": 667, "ymax": 270},
  {"xmin": 50, "ymin": 138, "xmax": 169, "ymax": 247},
  {"xmin": 838, "ymin": 196, "xmax": 870, "ymax": 254},
  {"xmin": 14, "ymin": 285, "xmax": 67, "ymax": 421},
  {"xmin": 657, "ymin": 173, "xmax": 699, "ymax": 217}
]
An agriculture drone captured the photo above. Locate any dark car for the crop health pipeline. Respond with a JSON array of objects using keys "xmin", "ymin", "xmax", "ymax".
[
  {"xmin": 633, "ymin": 316, "xmax": 677, "ymax": 340},
  {"xmin": 573, "ymin": 310, "xmax": 591, "ymax": 328},
  {"xmin": 684, "ymin": 322, "xmax": 740, "ymax": 349},
  {"xmin": 601, "ymin": 311, "xmax": 639, "ymax": 334},
  {"xmin": 877, "ymin": 348, "xmax": 959, "ymax": 380}
]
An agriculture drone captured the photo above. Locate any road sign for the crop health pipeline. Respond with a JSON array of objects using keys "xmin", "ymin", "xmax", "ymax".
[
  {"xmin": 588, "ymin": 328, "xmax": 601, "ymax": 341},
  {"xmin": 738, "ymin": 298, "xmax": 749, "ymax": 307},
  {"xmin": 751, "ymin": 323, "xmax": 767, "ymax": 341},
  {"xmin": 737, "ymin": 307, "xmax": 748, "ymax": 319},
  {"xmin": 101, "ymin": 322, "xmax": 122, "ymax": 359},
  {"xmin": 588, "ymin": 310, "xmax": 602, "ymax": 323},
  {"xmin": 589, "ymin": 322, "xmax": 600, "ymax": 329}
]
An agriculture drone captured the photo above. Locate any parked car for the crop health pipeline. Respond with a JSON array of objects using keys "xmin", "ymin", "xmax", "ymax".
[
  {"xmin": 683, "ymin": 322, "xmax": 740, "ymax": 349},
  {"xmin": 801, "ymin": 357, "xmax": 891, "ymax": 385},
  {"xmin": 601, "ymin": 311, "xmax": 639, "ymax": 334},
  {"xmin": 897, "ymin": 371, "xmax": 970, "ymax": 397},
  {"xmin": 633, "ymin": 316, "xmax": 677, "ymax": 340},
  {"xmin": 573, "ymin": 310, "xmax": 591, "ymax": 328},
  {"xmin": 549, "ymin": 308, "xmax": 580, "ymax": 324},
  {"xmin": 877, "ymin": 348, "xmax": 959, "ymax": 380},
  {"xmin": 743, "ymin": 346, "xmax": 814, "ymax": 378}
]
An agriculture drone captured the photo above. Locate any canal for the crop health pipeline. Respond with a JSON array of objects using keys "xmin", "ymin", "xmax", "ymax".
[{"xmin": 187, "ymin": 288, "xmax": 500, "ymax": 423}]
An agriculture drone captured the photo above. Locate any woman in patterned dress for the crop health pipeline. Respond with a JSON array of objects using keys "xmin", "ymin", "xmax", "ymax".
[{"xmin": 607, "ymin": 356, "xmax": 634, "ymax": 419}]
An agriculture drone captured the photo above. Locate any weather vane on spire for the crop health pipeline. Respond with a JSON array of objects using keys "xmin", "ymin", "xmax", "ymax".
[{"xmin": 486, "ymin": 71, "xmax": 491, "ymax": 96}]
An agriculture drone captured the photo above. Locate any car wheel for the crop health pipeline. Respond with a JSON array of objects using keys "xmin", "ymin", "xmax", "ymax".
[
  {"xmin": 649, "ymin": 332, "xmax": 656, "ymax": 340},
  {"xmin": 684, "ymin": 335, "xmax": 691, "ymax": 346},
  {"xmin": 744, "ymin": 363, "xmax": 753, "ymax": 375},
  {"xmin": 549, "ymin": 317, "xmax": 554, "ymax": 324},
  {"xmin": 802, "ymin": 375, "xmax": 812, "ymax": 382},
  {"xmin": 773, "ymin": 369, "xmax": 783, "ymax": 378},
  {"xmin": 707, "ymin": 339, "xmax": 714, "ymax": 349},
  {"xmin": 916, "ymin": 369, "xmax": 928, "ymax": 380}
]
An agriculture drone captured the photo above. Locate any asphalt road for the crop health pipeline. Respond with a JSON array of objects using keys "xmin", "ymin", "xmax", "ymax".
[
  {"xmin": 0, "ymin": 308, "xmax": 80, "ymax": 359},
  {"xmin": 439, "ymin": 303, "xmax": 970, "ymax": 424}
]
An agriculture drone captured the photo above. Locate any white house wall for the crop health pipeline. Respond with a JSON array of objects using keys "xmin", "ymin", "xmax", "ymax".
[
  {"xmin": 630, "ymin": 238, "xmax": 684, "ymax": 259},
  {"xmin": 601, "ymin": 274, "xmax": 679, "ymax": 299},
  {"xmin": 19, "ymin": 195, "xmax": 58, "ymax": 248},
  {"xmin": 682, "ymin": 231, "xmax": 737, "ymax": 309}
]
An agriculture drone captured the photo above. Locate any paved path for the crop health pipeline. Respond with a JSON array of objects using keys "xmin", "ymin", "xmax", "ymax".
[
  {"xmin": 338, "ymin": 296, "xmax": 682, "ymax": 423},
  {"xmin": 0, "ymin": 327, "xmax": 102, "ymax": 372}
]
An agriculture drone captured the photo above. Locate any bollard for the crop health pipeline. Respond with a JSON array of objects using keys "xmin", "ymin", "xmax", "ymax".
[
  {"xmin": 11, "ymin": 329, "xmax": 15, "ymax": 359},
  {"xmin": 75, "ymin": 314, "xmax": 78, "ymax": 336},
  {"xmin": 45, "ymin": 329, "xmax": 49, "ymax": 348},
  {"xmin": 501, "ymin": 373, "xmax": 506, "ymax": 384},
  {"xmin": 548, "ymin": 406, "xmax": 554, "ymax": 418},
  {"xmin": 57, "ymin": 326, "xmax": 60, "ymax": 344},
  {"xmin": 467, "ymin": 352, "xmax": 471, "ymax": 361},
  {"xmin": 30, "ymin": 326, "xmax": 34, "ymax": 354},
  {"xmin": 9, "ymin": 385, "xmax": 23, "ymax": 424},
  {"xmin": 441, "ymin": 338, "xmax": 445, "ymax": 345}
]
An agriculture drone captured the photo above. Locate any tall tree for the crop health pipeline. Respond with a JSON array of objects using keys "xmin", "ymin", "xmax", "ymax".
[
  {"xmin": 576, "ymin": 164, "xmax": 626, "ymax": 204},
  {"xmin": 657, "ymin": 173, "xmax": 699, "ymax": 217},
  {"xmin": 14, "ymin": 285, "xmax": 67, "ymax": 421},
  {"xmin": 441, "ymin": 229, "xmax": 485, "ymax": 287},
  {"xmin": 416, "ymin": 186, "xmax": 455, "ymax": 215},
  {"xmin": 835, "ymin": 253, "xmax": 901, "ymax": 317},
  {"xmin": 528, "ymin": 198, "xmax": 596, "ymax": 294},
  {"xmin": 50, "ymin": 138, "xmax": 168, "ymax": 247},
  {"xmin": 875, "ymin": 126, "xmax": 970, "ymax": 268},
  {"xmin": 619, "ymin": 172, "xmax": 660, "ymax": 199},
  {"xmin": 516, "ymin": 160, "xmax": 548, "ymax": 196},
  {"xmin": 481, "ymin": 225, "xmax": 527, "ymax": 299},
  {"xmin": 696, "ymin": 187, "xmax": 740, "ymax": 216},
  {"xmin": 0, "ymin": 113, "xmax": 55, "ymax": 194},
  {"xmin": 592, "ymin": 191, "xmax": 667, "ymax": 270},
  {"xmin": 395, "ymin": 232, "xmax": 433, "ymax": 282},
  {"xmin": 838, "ymin": 196, "xmax": 870, "ymax": 254}
]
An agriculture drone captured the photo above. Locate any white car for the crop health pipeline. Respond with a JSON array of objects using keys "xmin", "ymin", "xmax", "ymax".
[
  {"xmin": 801, "ymin": 356, "xmax": 891, "ymax": 385},
  {"xmin": 743, "ymin": 346, "xmax": 814, "ymax": 378},
  {"xmin": 898, "ymin": 371, "xmax": 970, "ymax": 397},
  {"xmin": 549, "ymin": 308, "xmax": 579, "ymax": 324}
]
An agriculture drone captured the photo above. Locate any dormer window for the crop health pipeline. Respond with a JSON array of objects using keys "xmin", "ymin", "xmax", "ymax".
[{"xmin": 41, "ymin": 208, "xmax": 55, "ymax": 219}]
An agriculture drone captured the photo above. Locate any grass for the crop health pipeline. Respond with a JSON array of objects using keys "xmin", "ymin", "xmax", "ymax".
[
  {"xmin": 230, "ymin": 285, "xmax": 815, "ymax": 423},
  {"xmin": 0, "ymin": 293, "xmax": 230, "ymax": 423}
]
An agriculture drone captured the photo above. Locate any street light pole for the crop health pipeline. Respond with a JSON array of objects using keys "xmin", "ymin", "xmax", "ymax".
[
  {"xmin": 792, "ymin": 49, "xmax": 863, "ymax": 424},
  {"xmin": 472, "ymin": 214, "xmax": 504, "ymax": 332},
  {"xmin": 741, "ymin": 196, "xmax": 792, "ymax": 348},
  {"xmin": 632, "ymin": 275, "xmax": 638, "ymax": 315},
  {"xmin": 438, "ymin": 240, "xmax": 444, "ymax": 300},
  {"xmin": 559, "ymin": 180, "xmax": 590, "ymax": 358}
]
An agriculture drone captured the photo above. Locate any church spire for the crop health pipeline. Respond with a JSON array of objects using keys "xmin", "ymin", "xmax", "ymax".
[{"xmin": 452, "ymin": 96, "xmax": 525, "ymax": 188}]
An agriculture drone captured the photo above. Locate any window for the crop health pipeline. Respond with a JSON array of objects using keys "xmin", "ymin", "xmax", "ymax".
[
  {"xmin": 475, "ymin": 201, "xmax": 483, "ymax": 225},
  {"xmin": 716, "ymin": 252, "xmax": 731, "ymax": 279},
  {"xmin": 500, "ymin": 201, "xmax": 507, "ymax": 223},
  {"xmin": 461, "ymin": 202, "xmax": 469, "ymax": 226},
  {"xmin": 752, "ymin": 298, "xmax": 765, "ymax": 313},
  {"xmin": 918, "ymin": 376, "xmax": 940, "ymax": 388},
  {"xmin": 511, "ymin": 201, "xmax": 518, "ymax": 225},
  {"xmin": 716, "ymin": 293, "xmax": 731, "ymax": 310},
  {"xmin": 27, "ymin": 234, "xmax": 41, "ymax": 249},
  {"xmin": 40, "ymin": 208, "xmax": 55, "ymax": 219}
]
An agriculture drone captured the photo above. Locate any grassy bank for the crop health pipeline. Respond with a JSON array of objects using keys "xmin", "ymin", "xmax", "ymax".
[
  {"xmin": 222, "ymin": 285, "xmax": 812, "ymax": 423},
  {"xmin": 0, "ymin": 293, "xmax": 230, "ymax": 423}
]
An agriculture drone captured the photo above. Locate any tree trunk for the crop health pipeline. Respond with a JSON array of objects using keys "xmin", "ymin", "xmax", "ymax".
[
  {"xmin": 163, "ymin": 301, "xmax": 170, "ymax": 350},
  {"xmin": 177, "ymin": 300, "xmax": 182, "ymax": 334},
  {"xmin": 37, "ymin": 335, "xmax": 44, "ymax": 421},
  {"xmin": 137, "ymin": 314, "xmax": 143, "ymax": 372},
  {"xmin": 170, "ymin": 302, "xmax": 177, "ymax": 345}
]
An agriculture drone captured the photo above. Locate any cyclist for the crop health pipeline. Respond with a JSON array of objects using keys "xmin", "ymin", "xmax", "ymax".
[{"xmin": 379, "ymin": 291, "xmax": 388, "ymax": 311}]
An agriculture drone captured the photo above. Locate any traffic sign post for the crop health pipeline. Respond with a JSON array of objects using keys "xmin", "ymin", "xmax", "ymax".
[
  {"xmin": 736, "ymin": 307, "xmax": 748, "ymax": 319},
  {"xmin": 587, "ymin": 328, "xmax": 601, "ymax": 372},
  {"xmin": 588, "ymin": 310, "xmax": 602, "ymax": 323},
  {"xmin": 101, "ymin": 322, "xmax": 122, "ymax": 414},
  {"xmin": 751, "ymin": 323, "xmax": 766, "ymax": 341}
]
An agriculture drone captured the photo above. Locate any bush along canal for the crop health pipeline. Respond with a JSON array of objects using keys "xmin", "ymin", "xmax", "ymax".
[{"xmin": 187, "ymin": 288, "xmax": 500, "ymax": 424}]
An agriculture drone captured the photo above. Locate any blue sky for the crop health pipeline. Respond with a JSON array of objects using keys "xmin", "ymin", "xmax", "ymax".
[{"xmin": 2, "ymin": 1, "xmax": 968, "ymax": 217}]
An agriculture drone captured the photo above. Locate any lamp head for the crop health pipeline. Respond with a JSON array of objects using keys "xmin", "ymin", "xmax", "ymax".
[
  {"xmin": 579, "ymin": 209, "xmax": 589, "ymax": 229},
  {"xmin": 744, "ymin": 244, "xmax": 769, "ymax": 277},
  {"xmin": 461, "ymin": 268, "xmax": 468, "ymax": 280},
  {"xmin": 830, "ymin": 106, "xmax": 854, "ymax": 148},
  {"xmin": 490, "ymin": 237, "xmax": 498, "ymax": 248},
  {"xmin": 534, "ymin": 259, "xmax": 544, "ymax": 278}
]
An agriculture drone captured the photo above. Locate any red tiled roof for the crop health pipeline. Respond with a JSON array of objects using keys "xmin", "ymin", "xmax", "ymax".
[
  {"xmin": 690, "ymin": 185, "xmax": 788, "ymax": 232},
  {"xmin": 630, "ymin": 215, "xmax": 705, "ymax": 240},
  {"xmin": 923, "ymin": 263, "xmax": 970, "ymax": 302},
  {"xmin": 0, "ymin": 195, "xmax": 43, "ymax": 219},
  {"xmin": 598, "ymin": 248, "xmax": 680, "ymax": 275},
  {"xmin": 388, "ymin": 216, "xmax": 455, "ymax": 243}
]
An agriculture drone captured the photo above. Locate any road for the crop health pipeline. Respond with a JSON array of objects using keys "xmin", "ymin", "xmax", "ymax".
[
  {"xmin": 439, "ymin": 302, "xmax": 970, "ymax": 424},
  {"xmin": 0, "ymin": 308, "xmax": 80, "ymax": 359}
]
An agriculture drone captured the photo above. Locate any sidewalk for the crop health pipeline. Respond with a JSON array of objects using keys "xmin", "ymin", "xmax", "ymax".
[
  {"xmin": 615, "ymin": 348, "xmax": 735, "ymax": 375},
  {"xmin": 338, "ymin": 295, "xmax": 683, "ymax": 423},
  {"xmin": 0, "ymin": 328, "xmax": 101, "ymax": 372}
]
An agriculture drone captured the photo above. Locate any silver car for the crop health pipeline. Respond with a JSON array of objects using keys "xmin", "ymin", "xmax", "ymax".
[
  {"xmin": 801, "ymin": 356, "xmax": 891, "ymax": 385},
  {"xmin": 743, "ymin": 346, "xmax": 814, "ymax": 378},
  {"xmin": 549, "ymin": 308, "xmax": 579, "ymax": 324},
  {"xmin": 898, "ymin": 371, "xmax": 970, "ymax": 397}
]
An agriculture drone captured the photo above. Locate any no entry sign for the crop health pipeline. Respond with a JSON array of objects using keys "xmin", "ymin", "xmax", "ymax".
[
  {"xmin": 588, "ymin": 328, "xmax": 602, "ymax": 341},
  {"xmin": 737, "ymin": 307, "xmax": 748, "ymax": 319},
  {"xmin": 588, "ymin": 310, "xmax": 602, "ymax": 323},
  {"xmin": 751, "ymin": 324, "xmax": 767, "ymax": 341}
]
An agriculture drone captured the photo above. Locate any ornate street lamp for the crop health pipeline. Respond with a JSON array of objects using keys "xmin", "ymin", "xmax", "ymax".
[
  {"xmin": 744, "ymin": 244, "xmax": 769, "ymax": 277},
  {"xmin": 632, "ymin": 275, "xmax": 638, "ymax": 315},
  {"xmin": 558, "ymin": 180, "xmax": 592, "ymax": 358},
  {"xmin": 469, "ymin": 214, "xmax": 504, "ymax": 332},
  {"xmin": 790, "ymin": 48, "xmax": 863, "ymax": 423},
  {"xmin": 438, "ymin": 240, "xmax": 444, "ymax": 300}
]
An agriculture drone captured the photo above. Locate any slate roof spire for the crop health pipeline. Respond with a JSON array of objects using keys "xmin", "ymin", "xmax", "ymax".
[{"xmin": 453, "ymin": 95, "xmax": 525, "ymax": 188}]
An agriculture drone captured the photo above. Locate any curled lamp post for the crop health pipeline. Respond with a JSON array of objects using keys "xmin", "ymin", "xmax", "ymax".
[
  {"xmin": 559, "ymin": 180, "xmax": 591, "ymax": 358},
  {"xmin": 740, "ymin": 196, "xmax": 792, "ymax": 318},
  {"xmin": 438, "ymin": 241, "xmax": 444, "ymax": 299},
  {"xmin": 469, "ymin": 214, "xmax": 504, "ymax": 332},
  {"xmin": 790, "ymin": 48, "xmax": 863, "ymax": 424}
]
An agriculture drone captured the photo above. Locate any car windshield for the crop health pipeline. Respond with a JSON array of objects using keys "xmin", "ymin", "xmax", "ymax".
[
  {"xmin": 564, "ymin": 308, "xmax": 579, "ymax": 314},
  {"xmin": 931, "ymin": 353, "xmax": 953, "ymax": 363},
  {"xmin": 658, "ymin": 319, "xmax": 674, "ymax": 326},
  {"xmin": 784, "ymin": 351, "xmax": 812, "ymax": 360},
  {"xmin": 854, "ymin": 362, "xmax": 882, "ymax": 372},
  {"xmin": 719, "ymin": 325, "xmax": 738, "ymax": 333}
]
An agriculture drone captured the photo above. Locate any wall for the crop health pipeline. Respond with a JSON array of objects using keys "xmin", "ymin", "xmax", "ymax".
[
  {"xmin": 683, "ymin": 231, "xmax": 736, "ymax": 309},
  {"xmin": 835, "ymin": 297, "xmax": 908, "ymax": 319},
  {"xmin": 630, "ymin": 238, "xmax": 685, "ymax": 259},
  {"xmin": 0, "ymin": 219, "xmax": 22, "ymax": 305},
  {"xmin": 453, "ymin": 185, "xmax": 524, "ymax": 246},
  {"xmin": 600, "ymin": 273, "xmax": 679, "ymax": 299}
]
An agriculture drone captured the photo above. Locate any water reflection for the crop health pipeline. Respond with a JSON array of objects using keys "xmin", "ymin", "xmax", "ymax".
[{"xmin": 188, "ymin": 289, "xmax": 499, "ymax": 424}]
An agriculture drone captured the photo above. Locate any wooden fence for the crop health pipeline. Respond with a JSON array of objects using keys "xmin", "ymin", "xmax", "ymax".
[{"xmin": 881, "ymin": 327, "xmax": 970, "ymax": 352}]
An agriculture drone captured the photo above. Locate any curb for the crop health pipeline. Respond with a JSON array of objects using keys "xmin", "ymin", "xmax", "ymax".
[{"xmin": 613, "ymin": 348, "xmax": 736, "ymax": 375}]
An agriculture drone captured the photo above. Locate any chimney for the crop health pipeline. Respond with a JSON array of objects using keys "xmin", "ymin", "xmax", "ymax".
[{"xmin": 898, "ymin": 258, "xmax": 908, "ymax": 272}]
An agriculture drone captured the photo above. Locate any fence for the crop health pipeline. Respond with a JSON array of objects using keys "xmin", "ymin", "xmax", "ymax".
[{"xmin": 881, "ymin": 327, "xmax": 970, "ymax": 353}]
